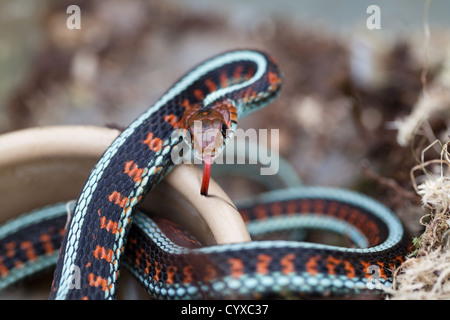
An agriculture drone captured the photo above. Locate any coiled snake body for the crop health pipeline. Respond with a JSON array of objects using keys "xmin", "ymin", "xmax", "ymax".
[
  {"xmin": 49, "ymin": 50, "xmax": 282, "ymax": 299},
  {"xmin": 0, "ymin": 50, "xmax": 409, "ymax": 299}
]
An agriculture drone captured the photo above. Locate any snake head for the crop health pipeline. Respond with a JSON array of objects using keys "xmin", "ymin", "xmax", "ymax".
[
  {"xmin": 185, "ymin": 109, "xmax": 227, "ymax": 159},
  {"xmin": 181, "ymin": 100, "xmax": 237, "ymax": 195}
]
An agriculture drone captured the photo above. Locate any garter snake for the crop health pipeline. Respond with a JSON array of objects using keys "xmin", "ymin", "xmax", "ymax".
[
  {"xmin": 0, "ymin": 50, "xmax": 409, "ymax": 299},
  {"xmin": 1, "ymin": 187, "xmax": 408, "ymax": 299}
]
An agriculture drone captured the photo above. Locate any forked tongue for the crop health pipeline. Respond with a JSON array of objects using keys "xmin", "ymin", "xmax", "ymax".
[{"xmin": 201, "ymin": 155, "xmax": 212, "ymax": 196}]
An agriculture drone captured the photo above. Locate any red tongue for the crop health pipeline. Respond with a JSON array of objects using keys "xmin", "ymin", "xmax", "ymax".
[{"xmin": 201, "ymin": 155, "xmax": 212, "ymax": 196}]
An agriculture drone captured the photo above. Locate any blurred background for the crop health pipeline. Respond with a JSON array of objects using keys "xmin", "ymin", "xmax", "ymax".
[
  {"xmin": 2, "ymin": 0, "xmax": 447, "ymax": 191},
  {"xmin": 1, "ymin": 0, "xmax": 450, "ymax": 299}
]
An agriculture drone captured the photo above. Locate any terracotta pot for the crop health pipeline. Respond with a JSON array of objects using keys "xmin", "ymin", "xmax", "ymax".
[{"xmin": 0, "ymin": 126, "xmax": 250, "ymax": 245}]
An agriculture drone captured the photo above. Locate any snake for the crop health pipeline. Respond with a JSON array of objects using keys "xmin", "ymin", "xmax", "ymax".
[
  {"xmin": 1, "ymin": 187, "xmax": 408, "ymax": 299},
  {"xmin": 0, "ymin": 50, "xmax": 410, "ymax": 299}
]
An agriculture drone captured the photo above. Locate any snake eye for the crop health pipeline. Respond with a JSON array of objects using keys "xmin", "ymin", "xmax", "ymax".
[{"xmin": 221, "ymin": 123, "xmax": 228, "ymax": 138}]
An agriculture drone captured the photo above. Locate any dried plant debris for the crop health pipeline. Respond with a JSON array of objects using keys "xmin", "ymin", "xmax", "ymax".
[
  {"xmin": 389, "ymin": 141, "xmax": 450, "ymax": 299},
  {"xmin": 395, "ymin": 48, "xmax": 450, "ymax": 147},
  {"xmin": 390, "ymin": 249, "xmax": 450, "ymax": 299}
]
